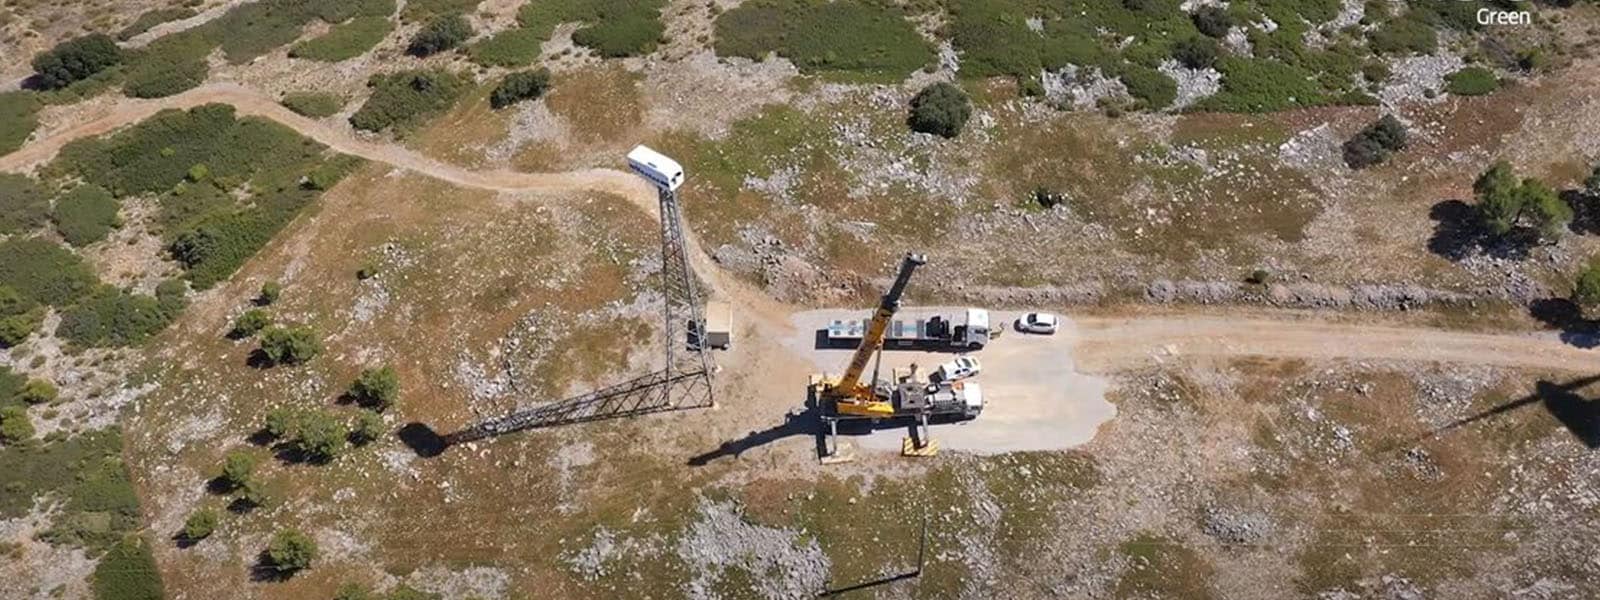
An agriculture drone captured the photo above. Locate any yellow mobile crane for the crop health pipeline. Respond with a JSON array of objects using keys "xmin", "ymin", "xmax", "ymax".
[{"xmin": 812, "ymin": 253, "xmax": 985, "ymax": 459}]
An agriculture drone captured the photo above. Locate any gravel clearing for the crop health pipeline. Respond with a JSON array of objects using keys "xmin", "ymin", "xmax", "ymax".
[
  {"xmin": 676, "ymin": 499, "xmax": 830, "ymax": 600},
  {"xmin": 1380, "ymin": 54, "xmax": 1466, "ymax": 107}
]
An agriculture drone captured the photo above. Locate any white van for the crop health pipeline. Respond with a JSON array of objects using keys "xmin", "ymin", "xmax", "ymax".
[{"xmin": 627, "ymin": 145, "xmax": 685, "ymax": 191}]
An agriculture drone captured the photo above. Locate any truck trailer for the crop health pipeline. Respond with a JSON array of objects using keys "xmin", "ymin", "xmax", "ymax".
[{"xmin": 825, "ymin": 308, "xmax": 991, "ymax": 350}]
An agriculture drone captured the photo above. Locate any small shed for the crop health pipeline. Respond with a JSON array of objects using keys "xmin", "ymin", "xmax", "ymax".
[{"xmin": 703, "ymin": 301, "xmax": 732, "ymax": 350}]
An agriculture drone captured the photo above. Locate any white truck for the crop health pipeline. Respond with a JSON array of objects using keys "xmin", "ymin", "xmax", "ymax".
[
  {"xmin": 892, "ymin": 366, "xmax": 984, "ymax": 421},
  {"xmin": 627, "ymin": 145, "xmax": 684, "ymax": 191},
  {"xmin": 826, "ymin": 308, "xmax": 992, "ymax": 350}
]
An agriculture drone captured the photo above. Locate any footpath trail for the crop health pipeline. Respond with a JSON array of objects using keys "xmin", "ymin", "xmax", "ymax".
[{"xmin": 3, "ymin": 82, "xmax": 1597, "ymax": 377}]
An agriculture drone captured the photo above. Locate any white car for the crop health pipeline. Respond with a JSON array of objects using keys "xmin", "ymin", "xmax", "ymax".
[
  {"xmin": 937, "ymin": 356, "xmax": 982, "ymax": 382},
  {"xmin": 1016, "ymin": 312, "xmax": 1059, "ymax": 334}
]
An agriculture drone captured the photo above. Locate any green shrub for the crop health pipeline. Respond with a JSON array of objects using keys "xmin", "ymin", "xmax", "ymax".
[
  {"xmin": 0, "ymin": 406, "xmax": 32, "ymax": 444},
  {"xmin": 490, "ymin": 69, "xmax": 551, "ymax": 109},
  {"xmin": 1342, "ymin": 114, "xmax": 1408, "ymax": 169},
  {"xmin": 31, "ymin": 34, "xmax": 123, "ymax": 90},
  {"xmin": 1191, "ymin": 6, "xmax": 1233, "ymax": 38},
  {"xmin": 1368, "ymin": 15, "xmax": 1437, "ymax": 55},
  {"xmin": 349, "ymin": 366, "xmax": 400, "ymax": 411},
  {"xmin": 0, "ymin": 286, "xmax": 44, "ymax": 348},
  {"xmin": 53, "ymin": 184, "xmax": 121, "ymax": 246},
  {"xmin": 714, "ymin": 0, "xmax": 930, "ymax": 79},
  {"xmin": 0, "ymin": 91, "xmax": 41, "ymax": 156},
  {"xmin": 92, "ymin": 537, "xmax": 165, "ymax": 600},
  {"xmin": 408, "ymin": 14, "xmax": 472, "ymax": 57},
  {"xmin": 52, "ymin": 104, "xmax": 333, "ymax": 288},
  {"xmin": 469, "ymin": 29, "xmax": 545, "ymax": 67},
  {"xmin": 281, "ymin": 92, "xmax": 347, "ymax": 118},
  {"xmin": 258, "ymin": 281, "xmax": 282, "ymax": 305},
  {"xmin": 56, "ymin": 286, "xmax": 178, "ymax": 348},
  {"xmin": 264, "ymin": 407, "xmax": 299, "ymax": 439},
  {"xmin": 291, "ymin": 410, "xmax": 348, "ymax": 461},
  {"xmin": 181, "ymin": 508, "xmax": 218, "ymax": 542},
  {"xmin": 0, "ymin": 173, "xmax": 49, "ymax": 235},
  {"xmin": 19, "ymin": 380, "xmax": 57, "ymax": 405},
  {"xmin": 117, "ymin": 8, "xmax": 197, "ymax": 41},
  {"xmin": 38, "ymin": 452, "xmax": 141, "ymax": 553},
  {"xmin": 349, "ymin": 69, "xmax": 467, "ymax": 132},
  {"xmin": 1576, "ymin": 259, "xmax": 1600, "ymax": 309},
  {"xmin": 351, "ymin": 411, "xmax": 385, "ymax": 445},
  {"xmin": 0, "ymin": 428, "xmax": 122, "ymax": 518},
  {"xmin": 0, "ymin": 237, "xmax": 97, "ymax": 307},
  {"xmin": 1171, "ymin": 37, "xmax": 1219, "ymax": 70},
  {"xmin": 319, "ymin": 0, "xmax": 397, "ymax": 22},
  {"xmin": 1120, "ymin": 65, "xmax": 1177, "ymax": 109},
  {"xmin": 266, "ymin": 529, "xmax": 318, "ymax": 575},
  {"xmin": 403, "ymin": 0, "xmax": 477, "ymax": 21},
  {"xmin": 520, "ymin": 0, "xmax": 667, "ymax": 57},
  {"xmin": 258, "ymin": 325, "xmax": 321, "ymax": 365},
  {"xmin": 907, "ymin": 83, "xmax": 971, "ymax": 138},
  {"xmin": 1446, "ymin": 66, "xmax": 1498, "ymax": 96},
  {"xmin": 1196, "ymin": 57, "xmax": 1328, "ymax": 112},
  {"xmin": 155, "ymin": 279, "xmax": 188, "ymax": 318},
  {"xmin": 291, "ymin": 16, "xmax": 394, "ymax": 62},
  {"xmin": 230, "ymin": 308, "xmax": 271, "ymax": 338},
  {"xmin": 220, "ymin": 448, "xmax": 258, "ymax": 489},
  {"xmin": 121, "ymin": 31, "xmax": 211, "ymax": 99}
]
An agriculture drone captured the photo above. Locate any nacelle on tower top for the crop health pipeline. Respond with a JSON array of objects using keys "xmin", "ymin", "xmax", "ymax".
[{"xmin": 627, "ymin": 145, "xmax": 685, "ymax": 191}]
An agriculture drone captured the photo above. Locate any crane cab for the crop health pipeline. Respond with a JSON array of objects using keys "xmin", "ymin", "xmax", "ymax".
[{"xmin": 628, "ymin": 145, "xmax": 685, "ymax": 191}]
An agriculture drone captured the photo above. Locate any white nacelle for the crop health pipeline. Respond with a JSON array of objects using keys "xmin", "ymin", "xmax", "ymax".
[{"xmin": 628, "ymin": 145, "xmax": 685, "ymax": 191}]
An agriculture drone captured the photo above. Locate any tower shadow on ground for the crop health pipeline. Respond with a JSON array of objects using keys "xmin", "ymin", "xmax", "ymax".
[
  {"xmin": 398, "ymin": 367, "xmax": 713, "ymax": 457},
  {"xmin": 1424, "ymin": 374, "xmax": 1600, "ymax": 449}
]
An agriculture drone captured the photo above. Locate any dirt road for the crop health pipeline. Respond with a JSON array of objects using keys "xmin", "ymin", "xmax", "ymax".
[{"xmin": 5, "ymin": 82, "xmax": 1596, "ymax": 390}]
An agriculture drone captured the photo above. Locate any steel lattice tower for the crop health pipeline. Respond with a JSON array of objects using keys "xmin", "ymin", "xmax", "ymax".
[{"xmin": 657, "ymin": 188, "xmax": 715, "ymax": 408}]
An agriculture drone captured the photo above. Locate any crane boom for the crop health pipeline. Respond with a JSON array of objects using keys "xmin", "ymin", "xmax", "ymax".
[{"xmin": 825, "ymin": 252, "xmax": 925, "ymax": 416}]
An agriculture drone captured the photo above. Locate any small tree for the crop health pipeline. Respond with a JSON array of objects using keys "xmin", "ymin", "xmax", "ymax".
[
  {"xmin": 907, "ymin": 83, "xmax": 972, "ymax": 139},
  {"xmin": 31, "ymin": 34, "xmax": 122, "ymax": 89},
  {"xmin": 237, "ymin": 479, "xmax": 271, "ymax": 510},
  {"xmin": 0, "ymin": 406, "xmax": 33, "ymax": 444},
  {"xmin": 1192, "ymin": 6, "xmax": 1233, "ymax": 38},
  {"xmin": 266, "ymin": 529, "xmax": 318, "ymax": 575},
  {"xmin": 1342, "ymin": 114, "xmax": 1408, "ymax": 169},
  {"xmin": 1517, "ymin": 178, "xmax": 1571, "ymax": 241},
  {"xmin": 19, "ymin": 379, "xmax": 57, "ymax": 405},
  {"xmin": 1474, "ymin": 161, "xmax": 1523, "ymax": 236},
  {"xmin": 230, "ymin": 309, "xmax": 271, "ymax": 339},
  {"xmin": 349, "ymin": 366, "xmax": 400, "ymax": 411},
  {"xmin": 351, "ymin": 411, "xmax": 385, "ymax": 446},
  {"xmin": 221, "ymin": 449, "xmax": 258, "ymax": 489},
  {"xmin": 1575, "ymin": 259, "xmax": 1600, "ymax": 310},
  {"xmin": 257, "ymin": 281, "xmax": 282, "ymax": 306},
  {"xmin": 408, "ymin": 14, "xmax": 472, "ymax": 57},
  {"xmin": 182, "ymin": 508, "xmax": 218, "ymax": 542},
  {"xmin": 258, "ymin": 325, "xmax": 321, "ymax": 365},
  {"xmin": 490, "ymin": 69, "xmax": 552, "ymax": 109},
  {"xmin": 264, "ymin": 407, "xmax": 300, "ymax": 439},
  {"xmin": 1171, "ymin": 37, "xmax": 1219, "ymax": 70},
  {"xmin": 292, "ymin": 411, "xmax": 348, "ymax": 462}
]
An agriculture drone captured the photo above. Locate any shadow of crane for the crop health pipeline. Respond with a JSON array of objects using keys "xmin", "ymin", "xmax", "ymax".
[
  {"xmin": 399, "ymin": 368, "xmax": 713, "ymax": 457},
  {"xmin": 1421, "ymin": 374, "xmax": 1600, "ymax": 449}
]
